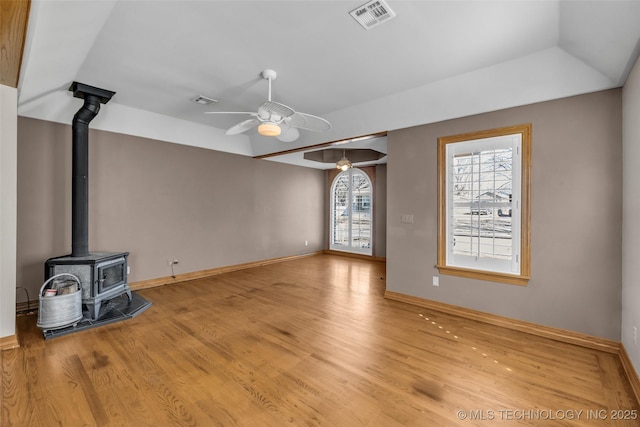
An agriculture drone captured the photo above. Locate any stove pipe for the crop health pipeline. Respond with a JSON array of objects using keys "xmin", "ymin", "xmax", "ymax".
[{"xmin": 69, "ymin": 82, "xmax": 115, "ymax": 257}]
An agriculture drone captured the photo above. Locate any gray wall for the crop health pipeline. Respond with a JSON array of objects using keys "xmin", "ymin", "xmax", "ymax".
[
  {"xmin": 374, "ymin": 164, "xmax": 387, "ymax": 258},
  {"xmin": 622, "ymin": 56, "xmax": 640, "ymax": 371},
  {"xmin": 17, "ymin": 117, "xmax": 326, "ymax": 301},
  {"xmin": 387, "ymin": 89, "xmax": 622, "ymax": 340}
]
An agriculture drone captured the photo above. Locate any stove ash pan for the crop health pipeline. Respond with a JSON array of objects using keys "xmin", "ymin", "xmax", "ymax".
[{"xmin": 45, "ymin": 252, "xmax": 131, "ymax": 320}]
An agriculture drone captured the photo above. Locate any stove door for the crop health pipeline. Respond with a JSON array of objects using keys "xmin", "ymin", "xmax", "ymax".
[{"xmin": 97, "ymin": 258, "xmax": 126, "ymax": 294}]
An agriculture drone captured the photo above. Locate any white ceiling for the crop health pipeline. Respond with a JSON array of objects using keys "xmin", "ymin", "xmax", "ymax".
[{"xmin": 17, "ymin": 0, "xmax": 640, "ymax": 169}]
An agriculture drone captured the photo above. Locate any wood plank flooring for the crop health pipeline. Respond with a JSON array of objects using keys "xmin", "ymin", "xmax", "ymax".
[{"xmin": 2, "ymin": 254, "xmax": 639, "ymax": 426}]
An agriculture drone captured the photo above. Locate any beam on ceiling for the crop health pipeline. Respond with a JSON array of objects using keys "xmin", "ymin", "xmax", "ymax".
[{"xmin": 254, "ymin": 131, "xmax": 387, "ymax": 159}]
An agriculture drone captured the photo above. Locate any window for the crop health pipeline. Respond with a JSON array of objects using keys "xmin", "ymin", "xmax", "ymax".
[
  {"xmin": 437, "ymin": 124, "xmax": 531, "ymax": 285},
  {"xmin": 330, "ymin": 168, "xmax": 373, "ymax": 255}
]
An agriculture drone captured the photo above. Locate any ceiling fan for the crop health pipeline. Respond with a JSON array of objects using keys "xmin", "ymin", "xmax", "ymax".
[{"xmin": 205, "ymin": 69, "xmax": 331, "ymax": 142}]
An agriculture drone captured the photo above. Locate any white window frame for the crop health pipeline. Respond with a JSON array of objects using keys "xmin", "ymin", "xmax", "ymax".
[
  {"xmin": 437, "ymin": 124, "xmax": 531, "ymax": 285},
  {"xmin": 330, "ymin": 168, "xmax": 373, "ymax": 255}
]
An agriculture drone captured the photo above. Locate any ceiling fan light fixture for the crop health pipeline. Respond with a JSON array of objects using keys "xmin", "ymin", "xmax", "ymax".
[
  {"xmin": 336, "ymin": 156, "xmax": 353, "ymax": 171},
  {"xmin": 258, "ymin": 122, "xmax": 281, "ymax": 136}
]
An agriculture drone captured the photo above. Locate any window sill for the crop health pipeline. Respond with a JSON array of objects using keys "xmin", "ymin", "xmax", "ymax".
[{"xmin": 436, "ymin": 265, "xmax": 530, "ymax": 286}]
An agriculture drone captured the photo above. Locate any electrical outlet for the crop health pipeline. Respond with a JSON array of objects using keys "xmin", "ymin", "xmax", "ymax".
[
  {"xmin": 168, "ymin": 259, "xmax": 179, "ymax": 266},
  {"xmin": 305, "ymin": 240, "xmax": 309, "ymax": 246},
  {"xmin": 432, "ymin": 276, "xmax": 439, "ymax": 287},
  {"xmin": 400, "ymin": 214, "xmax": 414, "ymax": 224}
]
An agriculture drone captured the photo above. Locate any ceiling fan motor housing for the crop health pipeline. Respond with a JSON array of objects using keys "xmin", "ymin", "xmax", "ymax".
[{"xmin": 262, "ymin": 69, "xmax": 277, "ymax": 80}]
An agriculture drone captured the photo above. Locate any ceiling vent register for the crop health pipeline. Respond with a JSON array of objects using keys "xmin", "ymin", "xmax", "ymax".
[
  {"xmin": 349, "ymin": 0, "xmax": 396, "ymax": 30},
  {"xmin": 192, "ymin": 95, "xmax": 218, "ymax": 105}
]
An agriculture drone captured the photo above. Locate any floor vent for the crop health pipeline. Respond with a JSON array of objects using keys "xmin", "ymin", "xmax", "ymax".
[{"xmin": 349, "ymin": 0, "xmax": 396, "ymax": 30}]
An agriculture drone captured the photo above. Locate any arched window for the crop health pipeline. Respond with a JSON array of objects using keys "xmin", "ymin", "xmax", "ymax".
[{"xmin": 330, "ymin": 168, "xmax": 373, "ymax": 255}]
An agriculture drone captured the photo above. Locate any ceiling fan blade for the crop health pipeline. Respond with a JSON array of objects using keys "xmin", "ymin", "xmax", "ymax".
[
  {"xmin": 226, "ymin": 119, "xmax": 259, "ymax": 135},
  {"xmin": 260, "ymin": 101, "xmax": 295, "ymax": 118},
  {"xmin": 205, "ymin": 111, "xmax": 258, "ymax": 116},
  {"xmin": 285, "ymin": 112, "xmax": 332, "ymax": 132},
  {"xmin": 276, "ymin": 125, "xmax": 300, "ymax": 142}
]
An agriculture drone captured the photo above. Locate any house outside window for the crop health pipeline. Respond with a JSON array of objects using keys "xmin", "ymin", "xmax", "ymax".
[{"xmin": 437, "ymin": 124, "xmax": 531, "ymax": 285}]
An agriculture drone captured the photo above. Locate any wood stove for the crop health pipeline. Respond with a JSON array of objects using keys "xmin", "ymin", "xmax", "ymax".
[
  {"xmin": 45, "ymin": 252, "xmax": 131, "ymax": 320},
  {"xmin": 44, "ymin": 82, "xmax": 132, "ymax": 320}
]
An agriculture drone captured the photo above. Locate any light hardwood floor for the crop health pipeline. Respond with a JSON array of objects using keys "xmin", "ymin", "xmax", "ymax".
[{"xmin": 2, "ymin": 255, "xmax": 639, "ymax": 426}]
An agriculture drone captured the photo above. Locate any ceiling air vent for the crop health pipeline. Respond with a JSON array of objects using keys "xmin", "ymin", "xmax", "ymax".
[
  {"xmin": 191, "ymin": 95, "xmax": 217, "ymax": 105},
  {"xmin": 349, "ymin": 0, "xmax": 396, "ymax": 30}
]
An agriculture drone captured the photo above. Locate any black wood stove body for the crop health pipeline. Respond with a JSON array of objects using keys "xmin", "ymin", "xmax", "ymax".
[
  {"xmin": 45, "ymin": 252, "xmax": 131, "ymax": 321},
  {"xmin": 44, "ymin": 82, "xmax": 131, "ymax": 320}
]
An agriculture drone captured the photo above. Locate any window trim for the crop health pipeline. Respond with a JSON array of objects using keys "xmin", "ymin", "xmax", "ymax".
[{"xmin": 437, "ymin": 124, "xmax": 531, "ymax": 286}]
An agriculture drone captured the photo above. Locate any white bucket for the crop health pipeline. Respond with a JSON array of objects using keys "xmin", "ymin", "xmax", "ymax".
[{"xmin": 37, "ymin": 273, "xmax": 83, "ymax": 331}]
